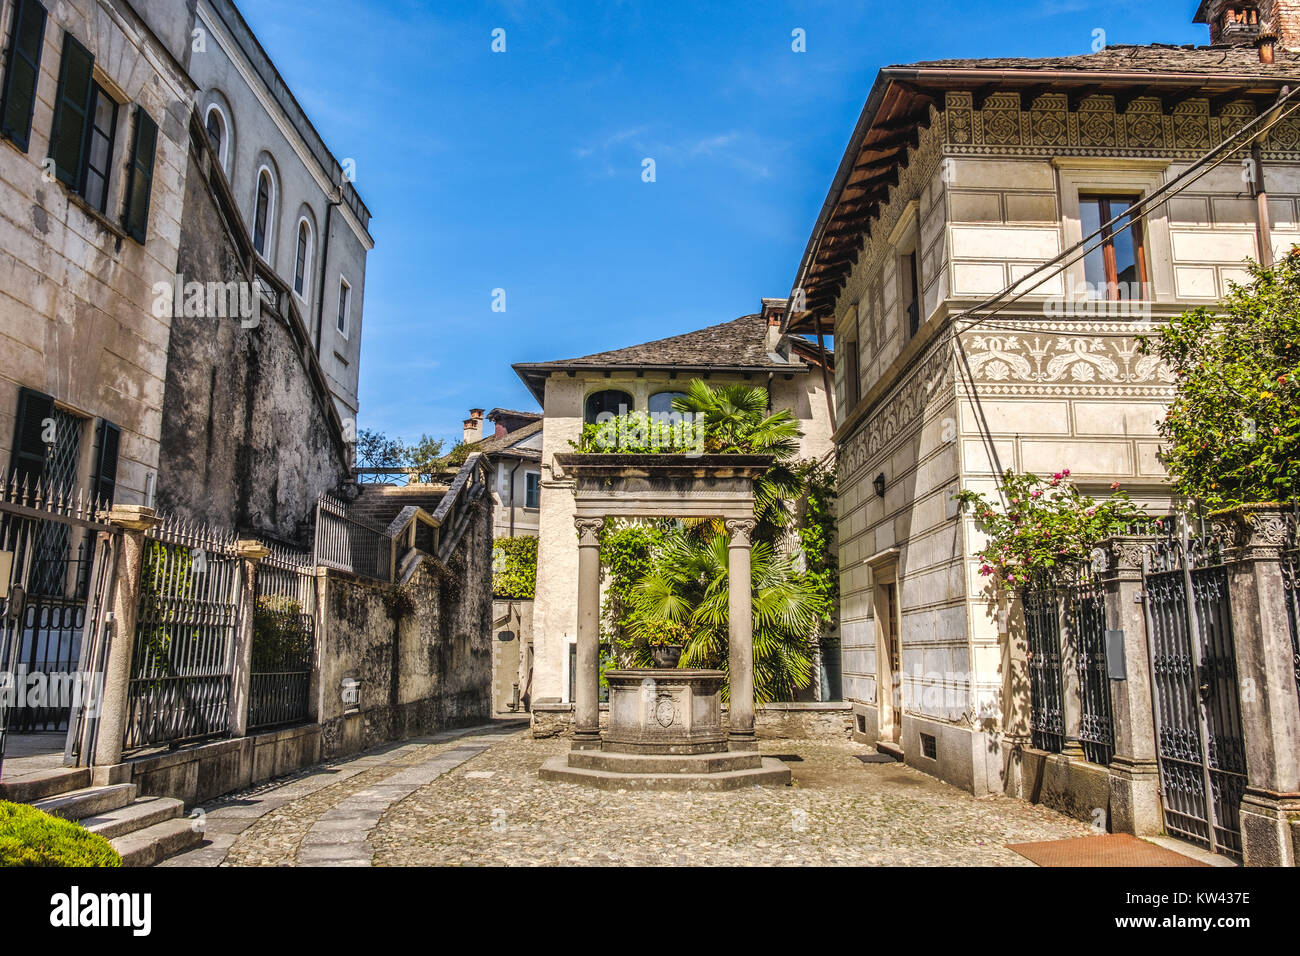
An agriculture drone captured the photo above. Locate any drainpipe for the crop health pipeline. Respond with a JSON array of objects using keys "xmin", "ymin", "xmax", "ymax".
[
  {"xmin": 507, "ymin": 459, "xmax": 522, "ymax": 537},
  {"xmin": 1250, "ymin": 141, "xmax": 1274, "ymax": 267},
  {"xmin": 315, "ymin": 182, "xmax": 342, "ymax": 357}
]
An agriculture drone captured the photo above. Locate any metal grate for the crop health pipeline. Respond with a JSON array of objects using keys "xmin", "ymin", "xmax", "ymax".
[
  {"xmin": 1023, "ymin": 581, "xmax": 1066, "ymax": 753},
  {"xmin": 312, "ymin": 493, "xmax": 391, "ymax": 581},
  {"xmin": 248, "ymin": 543, "xmax": 316, "ymax": 730},
  {"xmin": 125, "ymin": 514, "xmax": 240, "ymax": 751},
  {"xmin": 1069, "ymin": 567, "xmax": 1114, "ymax": 766},
  {"xmin": 1283, "ymin": 506, "xmax": 1300, "ymax": 713}
]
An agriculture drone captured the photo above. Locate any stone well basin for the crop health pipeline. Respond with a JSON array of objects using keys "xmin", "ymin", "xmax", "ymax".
[{"xmin": 602, "ymin": 668, "xmax": 727, "ymax": 755}]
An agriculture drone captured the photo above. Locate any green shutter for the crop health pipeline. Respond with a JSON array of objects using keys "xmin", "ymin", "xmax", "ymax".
[
  {"xmin": 9, "ymin": 386, "xmax": 53, "ymax": 489},
  {"xmin": 0, "ymin": 0, "xmax": 48, "ymax": 151},
  {"xmin": 89, "ymin": 418, "xmax": 119, "ymax": 506},
  {"xmin": 122, "ymin": 106, "xmax": 156, "ymax": 243},
  {"xmin": 47, "ymin": 30, "xmax": 93, "ymax": 188}
]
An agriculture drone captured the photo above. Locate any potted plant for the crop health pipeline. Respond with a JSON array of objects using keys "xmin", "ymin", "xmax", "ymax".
[{"xmin": 640, "ymin": 618, "xmax": 691, "ymax": 668}]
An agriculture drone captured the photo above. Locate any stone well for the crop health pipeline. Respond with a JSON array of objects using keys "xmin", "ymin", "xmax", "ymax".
[{"xmin": 540, "ymin": 668, "xmax": 791, "ymax": 791}]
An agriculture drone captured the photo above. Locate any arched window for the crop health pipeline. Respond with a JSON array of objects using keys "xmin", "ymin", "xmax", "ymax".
[
  {"xmin": 584, "ymin": 389, "xmax": 633, "ymax": 425},
  {"xmin": 293, "ymin": 218, "xmax": 313, "ymax": 298},
  {"xmin": 205, "ymin": 106, "xmax": 226, "ymax": 166},
  {"xmin": 253, "ymin": 168, "xmax": 273, "ymax": 257},
  {"xmin": 648, "ymin": 391, "xmax": 687, "ymax": 415}
]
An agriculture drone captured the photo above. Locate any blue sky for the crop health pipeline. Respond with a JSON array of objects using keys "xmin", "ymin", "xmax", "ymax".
[{"xmin": 237, "ymin": 0, "xmax": 1205, "ymax": 450}]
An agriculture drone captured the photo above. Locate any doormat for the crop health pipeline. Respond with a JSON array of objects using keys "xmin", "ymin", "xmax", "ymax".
[{"xmin": 1006, "ymin": 833, "xmax": 1209, "ymax": 867}]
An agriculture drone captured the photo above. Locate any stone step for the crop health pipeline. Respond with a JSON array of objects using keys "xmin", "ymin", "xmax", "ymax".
[
  {"xmin": 82, "ymin": 796, "xmax": 185, "ymax": 841},
  {"xmin": 875, "ymin": 741, "xmax": 904, "ymax": 761},
  {"xmin": 110, "ymin": 817, "xmax": 204, "ymax": 868},
  {"xmin": 540, "ymin": 754, "xmax": 792, "ymax": 791},
  {"xmin": 569, "ymin": 750, "xmax": 763, "ymax": 775},
  {"xmin": 0, "ymin": 767, "xmax": 91, "ymax": 804},
  {"xmin": 30, "ymin": 783, "xmax": 136, "ymax": 821}
]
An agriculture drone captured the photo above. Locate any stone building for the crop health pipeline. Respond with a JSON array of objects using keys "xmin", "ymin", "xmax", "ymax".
[
  {"xmin": 514, "ymin": 306, "xmax": 835, "ymax": 707},
  {"xmin": 462, "ymin": 407, "xmax": 544, "ymax": 540},
  {"xmin": 188, "ymin": 0, "xmax": 372, "ymax": 436},
  {"xmin": 783, "ymin": 4, "xmax": 1300, "ymax": 808}
]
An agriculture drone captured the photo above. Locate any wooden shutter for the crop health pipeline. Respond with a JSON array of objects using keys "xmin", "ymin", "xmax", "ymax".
[
  {"xmin": 0, "ymin": 0, "xmax": 48, "ymax": 151},
  {"xmin": 48, "ymin": 31, "xmax": 93, "ymax": 188},
  {"xmin": 9, "ymin": 386, "xmax": 53, "ymax": 488},
  {"xmin": 89, "ymin": 419, "xmax": 119, "ymax": 506},
  {"xmin": 122, "ymin": 105, "xmax": 157, "ymax": 243}
]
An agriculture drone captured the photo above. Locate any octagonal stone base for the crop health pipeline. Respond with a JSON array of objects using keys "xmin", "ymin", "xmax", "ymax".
[{"xmin": 540, "ymin": 668, "xmax": 791, "ymax": 790}]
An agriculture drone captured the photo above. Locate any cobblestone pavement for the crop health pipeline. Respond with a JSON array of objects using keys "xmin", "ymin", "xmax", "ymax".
[{"xmin": 169, "ymin": 725, "xmax": 1097, "ymax": 866}]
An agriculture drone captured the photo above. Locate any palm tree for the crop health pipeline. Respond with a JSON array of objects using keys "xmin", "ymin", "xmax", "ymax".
[{"xmin": 629, "ymin": 531, "xmax": 823, "ymax": 703}]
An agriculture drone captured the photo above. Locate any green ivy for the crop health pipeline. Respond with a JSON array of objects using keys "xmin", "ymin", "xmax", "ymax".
[
  {"xmin": 492, "ymin": 536, "xmax": 538, "ymax": 599},
  {"xmin": 1138, "ymin": 249, "xmax": 1300, "ymax": 508},
  {"xmin": 956, "ymin": 469, "xmax": 1151, "ymax": 589},
  {"xmin": 795, "ymin": 460, "xmax": 839, "ymax": 623},
  {"xmin": 598, "ymin": 523, "xmax": 669, "ymax": 650}
]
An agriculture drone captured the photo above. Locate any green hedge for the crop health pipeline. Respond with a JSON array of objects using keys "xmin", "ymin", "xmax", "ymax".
[
  {"xmin": 493, "ymin": 536, "xmax": 538, "ymax": 599},
  {"xmin": 0, "ymin": 801, "xmax": 122, "ymax": 867}
]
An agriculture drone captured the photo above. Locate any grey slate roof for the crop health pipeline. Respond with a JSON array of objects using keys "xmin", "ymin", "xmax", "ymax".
[
  {"xmin": 518, "ymin": 314, "xmax": 803, "ymax": 372},
  {"xmin": 897, "ymin": 43, "xmax": 1300, "ymax": 78},
  {"xmin": 473, "ymin": 419, "xmax": 543, "ymax": 459}
]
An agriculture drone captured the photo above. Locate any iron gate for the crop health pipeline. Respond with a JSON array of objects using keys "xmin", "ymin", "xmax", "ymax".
[
  {"xmin": 248, "ymin": 543, "xmax": 316, "ymax": 730},
  {"xmin": 1282, "ymin": 507, "xmax": 1299, "ymax": 711},
  {"xmin": 1023, "ymin": 581, "xmax": 1066, "ymax": 753},
  {"xmin": 1144, "ymin": 523, "xmax": 1248, "ymax": 860},
  {"xmin": 0, "ymin": 479, "xmax": 114, "ymax": 772},
  {"xmin": 125, "ymin": 515, "xmax": 240, "ymax": 750},
  {"xmin": 1068, "ymin": 567, "xmax": 1115, "ymax": 765}
]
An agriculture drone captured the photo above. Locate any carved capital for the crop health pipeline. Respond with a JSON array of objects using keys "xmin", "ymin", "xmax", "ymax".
[
  {"xmin": 574, "ymin": 517, "xmax": 604, "ymax": 546},
  {"xmin": 724, "ymin": 517, "xmax": 757, "ymax": 546},
  {"xmin": 1100, "ymin": 535, "xmax": 1156, "ymax": 578},
  {"xmin": 1218, "ymin": 506, "xmax": 1292, "ymax": 562}
]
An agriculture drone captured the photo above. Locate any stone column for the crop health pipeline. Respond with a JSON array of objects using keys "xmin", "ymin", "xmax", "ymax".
[
  {"xmin": 91, "ymin": 505, "xmax": 159, "ymax": 781},
  {"xmin": 228, "ymin": 540, "xmax": 271, "ymax": 739},
  {"xmin": 1219, "ymin": 507, "xmax": 1300, "ymax": 867},
  {"xmin": 1099, "ymin": 536, "xmax": 1162, "ymax": 836},
  {"xmin": 725, "ymin": 518, "xmax": 757, "ymax": 750},
  {"xmin": 572, "ymin": 518, "xmax": 604, "ymax": 750}
]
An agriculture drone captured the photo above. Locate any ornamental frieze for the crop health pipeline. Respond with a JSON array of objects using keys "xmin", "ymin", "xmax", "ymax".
[
  {"xmin": 942, "ymin": 91, "xmax": 1297, "ymax": 160},
  {"xmin": 958, "ymin": 325, "xmax": 1176, "ymax": 388}
]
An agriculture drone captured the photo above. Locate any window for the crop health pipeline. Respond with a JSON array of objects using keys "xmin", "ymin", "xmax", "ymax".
[
  {"xmin": 48, "ymin": 32, "xmax": 94, "ymax": 190},
  {"xmin": 844, "ymin": 339, "xmax": 861, "ymax": 408},
  {"xmin": 204, "ymin": 105, "xmax": 227, "ymax": 167},
  {"xmin": 122, "ymin": 107, "xmax": 157, "ymax": 243},
  {"xmin": 524, "ymin": 471, "xmax": 540, "ymax": 509},
  {"xmin": 0, "ymin": 0, "xmax": 47, "ymax": 152},
  {"xmin": 9, "ymin": 386, "xmax": 54, "ymax": 487},
  {"xmin": 89, "ymin": 418, "xmax": 120, "ymax": 506},
  {"xmin": 584, "ymin": 389, "xmax": 632, "ymax": 424},
  {"xmin": 294, "ymin": 218, "xmax": 312, "ymax": 298},
  {"xmin": 336, "ymin": 277, "xmax": 351, "ymax": 334},
  {"xmin": 1080, "ymin": 195, "xmax": 1146, "ymax": 300},
  {"xmin": 253, "ymin": 167, "xmax": 274, "ymax": 257},
  {"xmin": 901, "ymin": 250, "xmax": 921, "ymax": 339},
  {"xmin": 80, "ymin": 84, "xmax": 117, "ymax": 213},
  {"xmin": 648, "ymin": 391, "xmax": 686, "ymax": 415}
]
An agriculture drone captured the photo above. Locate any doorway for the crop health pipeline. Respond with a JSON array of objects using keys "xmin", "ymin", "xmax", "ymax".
[{"xmin": 871, "ymin": 562, "xmax": 904, "ymax": 747}]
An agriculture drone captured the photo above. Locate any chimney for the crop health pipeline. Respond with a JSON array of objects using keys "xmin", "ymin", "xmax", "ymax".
[
  {"xmin": 463, "ymin": 408, "xmax": 484, "ymax": 444},
  {"xmin": 1198, "ymin": 1, "xmax": 1299, "ymax": 51}
]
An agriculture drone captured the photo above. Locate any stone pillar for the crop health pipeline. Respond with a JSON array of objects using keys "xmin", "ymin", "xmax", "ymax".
[
  {"xmin": 725, "ymin": 518, "xmax": 757, "ymax": 750},
  {"xmin": 92, "ymin": 505, "xmax": 159, "ymax": 780},
  {"xmin": 229, "ymin": 540, "xmax": 271, "ymax": 739},
  {"xmin": 1219, "ymin": 507, "xmax": 1300, "ymax": 866},
  {"xmin": 1057, "ymin": 585, "xmax": 1086, "ymax": 760},
  {"xmin": 1099, "ymin": 536, "xmax": 1163, "ymax": 836},
  {"xmin": 572, "ymin": 518, "xmax": 604, "ymax": 750}
]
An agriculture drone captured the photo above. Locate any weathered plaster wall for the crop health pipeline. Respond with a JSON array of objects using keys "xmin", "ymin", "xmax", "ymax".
[
  {"xmin": 316, "ymin": 502, "xmax": 493, "ymax": 758},
  {"xmin": 156, "ymin": 149, "xmax": 349, "ymax": 543}
]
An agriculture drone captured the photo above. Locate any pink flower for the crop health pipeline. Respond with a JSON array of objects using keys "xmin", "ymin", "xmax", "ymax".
[
  {"xmin": 1062, "ymin": 469, "xmax": 1070, "ymax": 477},
  {"xmin": 1110, "ymin": 481, "xmax": 1121, "ymax": 491},
  {"xmin": 1031, "ymin": 490, "xmax": 1042, "ymax": 498}
]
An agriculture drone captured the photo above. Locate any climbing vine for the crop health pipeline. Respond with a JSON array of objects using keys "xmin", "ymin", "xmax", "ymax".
[{"xmin": 492, "ymin": 536, "xmax": 538, "ymax": 599}]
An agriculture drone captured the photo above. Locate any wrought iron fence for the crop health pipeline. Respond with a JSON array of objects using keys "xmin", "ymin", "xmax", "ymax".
[
  {"xmin": 1067, "ymin": 564, "xmax": 1114, "ymax": 766},
  {"xmin": 249, "ymin": 543, "xmax": 316, "ymax": 730},
  {"xmin": 125, "ymin": 514, "xmax": 240, "ymax": 751},
  {"xmin": 1283, "ymin": 506, "xmax": 1300, "ymax": 712},
  {"xmin": 1143, "ymin": 521, "xmax": 1247, "ymax": 861},
  {"xmin": 1022, "ymin": 580, "xmax": 1066, "ymax": 753},
  {"xmin": 313, "ymin": 493, "xmax": 392, "ymax": 582}
]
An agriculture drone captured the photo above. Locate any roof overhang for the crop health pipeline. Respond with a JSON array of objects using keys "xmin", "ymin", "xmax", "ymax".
[{"xmin": 784, "ymin": 62, "xmax": 1300, "ymax": 335}]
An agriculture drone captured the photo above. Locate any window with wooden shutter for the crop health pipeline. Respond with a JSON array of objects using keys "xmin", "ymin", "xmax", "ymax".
[
  {"xmin": 9, "ymin": 386, "xmax": 54, "ymax": 488},
  {"xmin": 48, "ymin": 31, "xmax": 94, "ymax": 189},
  {"xmin": 0, "ymin": 0, "xmax": 47, "ymax": 151},
  {"xmin": 122, "ymin": 105, "xmax": 157, "ymax": 243},
  {"xmin": 89, "ymin": 419, "xmax": 119, "ymax": 506}
]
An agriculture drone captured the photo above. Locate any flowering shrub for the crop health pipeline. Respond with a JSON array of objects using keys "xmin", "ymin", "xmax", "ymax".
[{"xmin": 955, "ymin": 469, "xmax": 1151, "ymax": 589}]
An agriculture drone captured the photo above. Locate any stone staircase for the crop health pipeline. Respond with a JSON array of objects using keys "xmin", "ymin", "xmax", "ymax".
[
  {"xmin": 347, "ymin": 482, "xmax": 450, "ymax": 531},
  {"xmin": 2, "ymin": 772, "xmax": 202, "ymax": 867}
]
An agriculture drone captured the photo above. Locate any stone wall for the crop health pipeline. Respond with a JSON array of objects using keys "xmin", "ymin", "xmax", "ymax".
[
  {"xmin": 156, "ymin": 147, "xmax": 349, "ymax": 543},
  {"xmin": 316, "ymin": 502, "xmax": 493, "ymax": 759}
]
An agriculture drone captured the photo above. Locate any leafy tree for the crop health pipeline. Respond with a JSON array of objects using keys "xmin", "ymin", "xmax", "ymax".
[
  {"xmin": 1138, "ymin": 250, "xmax": 1300, "ymax": 507},
  {"xmin": 356, "ymin": 428, "xmax": 406, "ymax": 469},
  {"xmin": 493, "ymin": 536, "xmax": 538, "ymax": 599},
  {"xmin": 406, "ymin": 434, "xmax": 447, "ymax": 481}
]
